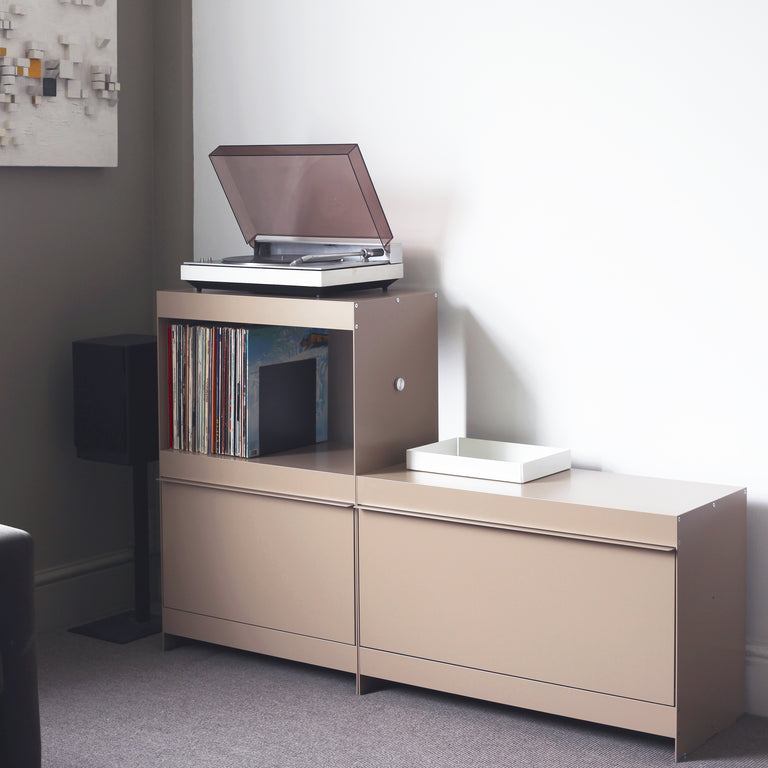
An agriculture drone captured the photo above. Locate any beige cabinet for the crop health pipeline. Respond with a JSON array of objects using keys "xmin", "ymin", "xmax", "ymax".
[
  {"xmin": 156, "ymin": 289, "xmax": 439, "ymax": 673},
  {"xmin": 359, "ymin": 509, "xmax": 675, "ymax": 705},
  {"xmin": 156, "ymin": 289, "xmax": 438, "ymax": 479},
  {"xmin": 163, "ymin": 482, "xmax": 354, "ymax": 642},
  {"xmin": 156, "ymin": 289, "xmax": 746, "ymax": 761},
  {"xmin": 357, "ymin": 467, "xmax": 746, "ymax": 762}
]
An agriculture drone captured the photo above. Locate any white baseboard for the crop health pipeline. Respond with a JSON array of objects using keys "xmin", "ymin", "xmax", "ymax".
[
  {"xmin": 746, "ymin": 642, "xmax": 768, "ymax": 717},
  {"xmin": 34, "ymin": 549, "xmax": 134, "ymax": 632}
]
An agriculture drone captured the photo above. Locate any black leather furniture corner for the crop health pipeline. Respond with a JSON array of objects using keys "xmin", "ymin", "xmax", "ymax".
[{"xmin": 0, "ymin": 525, "xmax": 41, "ymax": 768}]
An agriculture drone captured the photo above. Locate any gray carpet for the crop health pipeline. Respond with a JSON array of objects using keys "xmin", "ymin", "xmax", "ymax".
[{"xmin": 38, "ymin": 630, "xmax": 768, "ymax": 767}]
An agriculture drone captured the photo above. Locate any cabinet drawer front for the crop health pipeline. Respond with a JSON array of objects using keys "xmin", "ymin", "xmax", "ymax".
[
  {"xmin": 359, "ymin": 509, "xmax": 675, "ymax": 705},
  {"xmin": 162, "ymin": 482, "xmax": 355, "ymax": 644}
]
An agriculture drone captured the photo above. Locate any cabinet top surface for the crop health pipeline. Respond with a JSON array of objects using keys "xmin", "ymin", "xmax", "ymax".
[
  {"xmin": 156, "ymin": 289, "xmax": 436, "ymax": 330},
  {"xmin": 361, "ymin": 466, "xmax": 744, "ymax": 518},
  {"xmin": 157, "ymin": 288, "xmax": 433, "ymax": 305}
]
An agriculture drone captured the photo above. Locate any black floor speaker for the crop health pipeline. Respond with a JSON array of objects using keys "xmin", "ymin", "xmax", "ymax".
[
  {"xmin": 72, "ymin": 334, "xmax": 158, "ymax": 465},
  {"xmin": 71, "ymin": 334, "xmax": 159, "ymax": 641}
]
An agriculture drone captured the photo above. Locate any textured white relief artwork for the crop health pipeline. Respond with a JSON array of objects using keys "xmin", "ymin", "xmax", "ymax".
[{"xmin": 0, "ymin": 0, "xmax": 118, "ymax": 166}]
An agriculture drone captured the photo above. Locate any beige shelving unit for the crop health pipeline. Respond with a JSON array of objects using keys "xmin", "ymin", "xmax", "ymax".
[
  {"xmin": 357, "ymin": 466, "xmax": 746, "ymax": 761},
  {"xmin": 157, "ymin": 288, "xmax": 746, "ymax": 762},
  {"xmin": 156, "ymin": 288, "xmax": 439, "ymax": 673}
]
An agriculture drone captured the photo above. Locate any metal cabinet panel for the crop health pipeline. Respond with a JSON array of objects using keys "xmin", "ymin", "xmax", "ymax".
[
  {"xmin": 162, "ymin": 482, "xmax": 355, "ymax": 644},
  {"xmin": 353, "ymin": 292, "xmax": 438, "ymax": 476},
  {"xmin": 675, "ymin": 492, "xmax": 747, "ymax": 760},
  {"xmin": 359, "ymin": 508, "xmax": 676, "ymax": 705},
  {"xmin": 158, "ymin": 448, "xmax": 356, "ymax": 503}
]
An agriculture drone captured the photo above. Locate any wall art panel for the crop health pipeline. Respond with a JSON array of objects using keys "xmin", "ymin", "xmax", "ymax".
[{"xmin": 0, "ymin": 0, "xmax": 117, "ymax": 166}]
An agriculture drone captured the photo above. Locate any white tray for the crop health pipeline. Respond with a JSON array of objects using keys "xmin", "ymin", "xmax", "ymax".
[{"xmin": 406, "ymin": 437, "xmax": 571, "ymax": 484}]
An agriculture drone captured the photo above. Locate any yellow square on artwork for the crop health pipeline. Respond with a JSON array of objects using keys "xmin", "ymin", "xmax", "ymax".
[
  {"xmin": 0, "ymin": 48, "xmax": 6, "ymax": 57},
  {"xmin": 29, "ymin": 59, "xmax": 42, "ymax": 78}
]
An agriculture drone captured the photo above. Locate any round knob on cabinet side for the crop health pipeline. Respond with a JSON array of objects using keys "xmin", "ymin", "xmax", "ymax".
[{"xmin": 394, "ymin": 377, "xmax": 406, "ymax": 392}]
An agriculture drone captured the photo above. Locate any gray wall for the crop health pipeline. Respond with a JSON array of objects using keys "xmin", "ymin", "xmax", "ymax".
[
  {"xmin": 154, "ymin": 0, "xmax": 193, "ymax": 294},
  {"xmin": 0, "ymin": 0, "xmax": 192, "ymax": 629}
]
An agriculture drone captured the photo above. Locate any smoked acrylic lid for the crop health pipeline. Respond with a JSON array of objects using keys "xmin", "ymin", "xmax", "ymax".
[{"xmin": 209, "ymin": 144, "xmax": 394, "ymax": 251}]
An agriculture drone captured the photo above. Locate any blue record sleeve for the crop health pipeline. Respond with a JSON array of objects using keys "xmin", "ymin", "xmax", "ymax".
[{"xmin": 246, "ymin": 327, "xmax": 329, "ymax": 457}]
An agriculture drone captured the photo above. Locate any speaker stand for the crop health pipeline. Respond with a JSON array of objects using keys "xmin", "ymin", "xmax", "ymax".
[{"xmin": 69, "ymin": 462, "xmax": 161, "ymax": 644}]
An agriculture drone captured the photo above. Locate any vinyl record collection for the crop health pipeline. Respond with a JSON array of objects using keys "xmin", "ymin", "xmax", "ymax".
[
  {"xmin": 167, "ymin": 323, "xmax": 249, "ymax": 456},
  {"xmin": 167, "ymin": 323, "xmax": 329, "ymax": 458}
]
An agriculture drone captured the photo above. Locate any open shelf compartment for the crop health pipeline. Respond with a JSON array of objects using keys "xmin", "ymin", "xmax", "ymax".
[{"xmin": 156, "ymin": 289, "xmax": 438, "ymax": 480}]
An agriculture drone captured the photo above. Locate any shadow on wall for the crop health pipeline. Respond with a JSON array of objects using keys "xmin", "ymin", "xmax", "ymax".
[
  {"xmin": 387, "ymin": 179, "xmax": 456, "ymax": 293},
  {"xmin": 463, "ymin": 309, "xmax": 538, "ymax": 445},
  {"xmin": 743, "ymin": 500, "xmax": 768, "ymax": 717},
  {"xmin": 398, "ymin": 246, "xmax": 441, "ymax": 292},
  {"xmin": 746, "ymin": 500, "xmax": 768, "ymax": 635}
]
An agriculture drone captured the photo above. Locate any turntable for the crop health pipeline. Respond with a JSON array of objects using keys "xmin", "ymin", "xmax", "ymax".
[{"xmin": 181, "ymin": 144, "xmax": 404, "ymax": 295}]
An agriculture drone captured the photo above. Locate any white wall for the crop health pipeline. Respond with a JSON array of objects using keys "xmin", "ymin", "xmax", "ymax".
[{"xmin": 192, "ymin": 0, "xmax": 768, "ymax": 714}]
